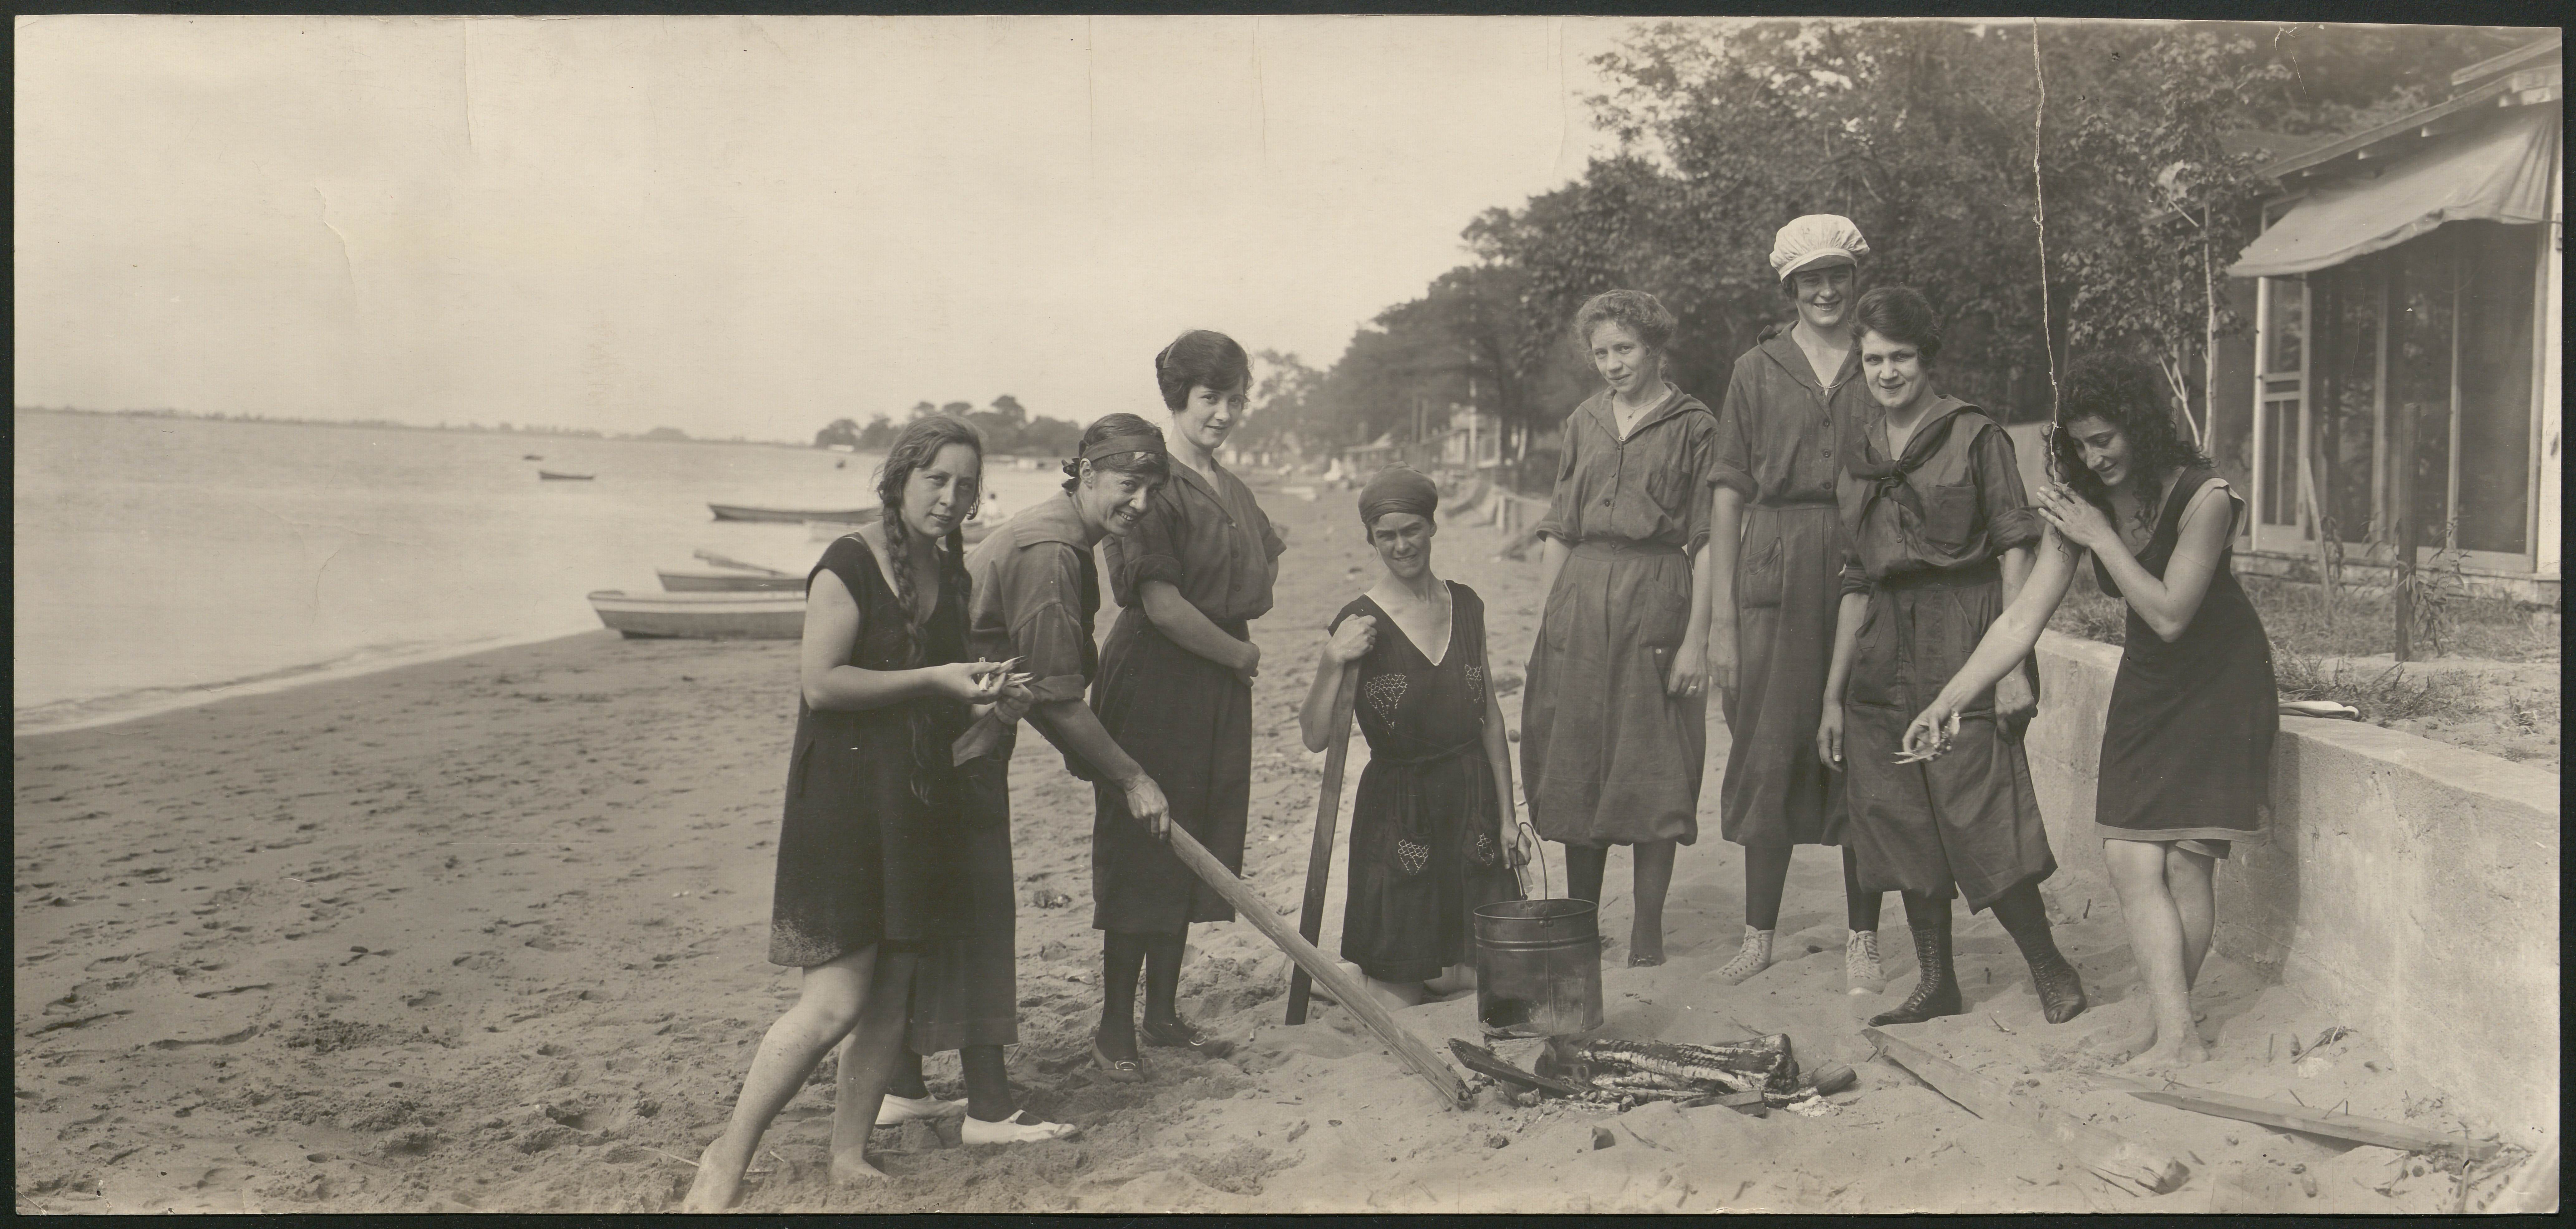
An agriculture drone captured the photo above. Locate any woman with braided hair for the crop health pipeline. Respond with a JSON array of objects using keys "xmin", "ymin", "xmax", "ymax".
[{"xmin": 685, "ymin": 414, "xmax": 1013, "ymax": 1209}]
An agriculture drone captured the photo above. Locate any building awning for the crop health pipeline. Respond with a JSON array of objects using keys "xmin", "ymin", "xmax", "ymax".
[{"xmin": 2230, "ymin": 107, "xmax": 2558, "ymax": 278}]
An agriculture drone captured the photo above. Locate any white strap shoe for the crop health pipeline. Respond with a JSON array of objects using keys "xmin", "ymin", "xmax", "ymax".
[
  {"xmin": 961, "ymin": 1110, "xmax": 1081, "ymax": 1144},
  {"xmin": 874, "ymin": 1093, "xmax": 967, "ymax": 1126}
]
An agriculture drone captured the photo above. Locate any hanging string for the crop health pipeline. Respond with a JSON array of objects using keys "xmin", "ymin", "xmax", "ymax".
[{"xmin": 2031, "ymin": 17, "xmax": 2064, "ymax": 485}]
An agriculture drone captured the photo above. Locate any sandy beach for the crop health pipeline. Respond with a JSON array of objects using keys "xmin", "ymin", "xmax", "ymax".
[{"xmin": 14, "ymin": 477, "xmax": 2506, "ymax": 1214}]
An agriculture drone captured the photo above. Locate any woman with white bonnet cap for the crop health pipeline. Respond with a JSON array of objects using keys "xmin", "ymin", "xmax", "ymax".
[{"xmin": 1704, "ymin": 214, "xmax": 1893, "ymax": 992}]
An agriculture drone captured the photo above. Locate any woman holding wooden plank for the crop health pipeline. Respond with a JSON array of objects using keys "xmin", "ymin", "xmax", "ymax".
[
  {"xmin": 859, "ymin": 415, "xmax": 1175, "ymax": 1146},
  {"xmin": 684, "ymin": 416, "xmax": 1011, "ymax": 1209},
  {"xmin": 1818, "ymin": 287, "xmax": 2085, "ymax": 1029},
  {"xmin": 1298, "ymin": 467, "xmax": 1535, "ymax": 1008},
  {"xmin": 1904, "ymin": 352, "xmax": 2274, "ymax": 1070},
  {"xmin": 1090, "ymin": 331, "xmax": 1283, "ymax": 1079}
]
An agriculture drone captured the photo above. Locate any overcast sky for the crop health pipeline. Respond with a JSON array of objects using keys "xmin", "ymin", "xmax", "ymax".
[{"xmin": 15, "ymin": 15, "xmax": 1644, "ymax": 439}]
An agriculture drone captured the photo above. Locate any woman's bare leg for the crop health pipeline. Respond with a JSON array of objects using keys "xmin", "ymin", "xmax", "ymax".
[
  {"xmin": 1629, "ymin": 841, "xmax": 1676, "ymax": 967},
  {"xmin": 1422, "ymin": 963, "xmax": 1476, "ymax": 996},
  {"xmin": 683, "ymin": 945, "xmax": 881, "ymax": 1212},
  {"xmin": 826, "ymin": 949, "xmax": 922, "ymax": 1182},
  {"xmin": 2166, "ymin": 845, "xmax": 2217, "ymax": 990},
  {"xmin": 2102, "ymin": 840, "xmax": 2204, "ymax": 1070}
]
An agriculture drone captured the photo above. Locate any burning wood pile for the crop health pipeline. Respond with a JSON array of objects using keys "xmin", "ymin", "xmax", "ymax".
[{"xmin": 1452, "ymin": 1034, "xmax": 1857, "ymax": 1117}]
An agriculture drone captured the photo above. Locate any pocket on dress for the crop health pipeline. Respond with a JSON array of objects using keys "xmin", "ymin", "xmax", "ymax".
[
  {"xmin": 1738, "ymin": 525, "xmax": 1785, "ymax": 609},
  {"xmin": 784, "ymin": 740, "xmax": 817, "ymax": 800},
  {"xmin": 1920, "ymin": 482, "xmax": 1979, "ymax": 550}
]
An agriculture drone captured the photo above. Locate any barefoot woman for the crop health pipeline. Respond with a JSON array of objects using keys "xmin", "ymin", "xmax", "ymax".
[
  {"xmin": 1523, "ymin": 290, "xmax": 1719, "ymax": 967},
  {"xmin": 685, "ymin": 416, "xmax": 1007, "ymax": 1209},
  {"xmin": 1299, "ymin": 467, "xmax": 1536, "ymax": 1007},
  {"xmin": 1707, "ymin": 215, "xmax": 1892, "ymax": 991},
  {"xmin": 866, "ymin": 419, "xmax": 1175, "ymax": 1145},
  {"xmin": 1090, "ymin": 331, "xmax": 1281, "ymax": 1078},
  {"xmin": 1905, "ymin": 353, "xmax": 2273, "ymax": 1069},
  {"xmin": 1819, "ymin": 287, "xmax": 2083, "ymax": 1029}
]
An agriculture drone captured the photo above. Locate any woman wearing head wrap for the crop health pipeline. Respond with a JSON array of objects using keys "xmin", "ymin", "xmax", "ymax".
[
  {"xmin": 1820, "ymin": 286, "xmax": 2081, "ymax": 1029},
  {"xmin": 1522, "ymin": 289, "xmax": 1720, "ymax": 968},
  {"xmin": 1705, "ymin": 214, "xmax": 1893, "ymax": 993},
  {"xmin": 1297, "ymin": 468, "xmax": 1535, "ymax": 1007},
  {"xmin": 1088, "ymin": 330, "xmax": 1284, "ymax": 1080},
  {"xmin": 862, "ymin": 415, "xmax": 1173, "ymax": 1145}
]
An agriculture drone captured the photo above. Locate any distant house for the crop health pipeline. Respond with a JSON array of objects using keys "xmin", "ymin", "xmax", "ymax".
[{"xmin": 2215, "ymin": 35, "xmax": 2560, "ymax": 602}]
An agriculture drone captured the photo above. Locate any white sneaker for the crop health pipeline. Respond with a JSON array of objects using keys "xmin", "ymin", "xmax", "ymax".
[
  {"xmin": 1714, "ymin": 925, "xmax": 1774, "ymax": 985},
  {"xmin": 960, "ymin": 1110, "xmax": 1081, "ymax": 1144},
  {"xmin": 875, "ymin": 1093, "xmax": 967, "ymax": 1126},
  {"xmin": 1845, "ymin": 929, "xmax": 1885, "ymax": 996}
]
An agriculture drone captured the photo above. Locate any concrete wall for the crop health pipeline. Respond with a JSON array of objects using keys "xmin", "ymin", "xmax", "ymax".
[{"xmin": 2025, "ymin": 631, "xmax": 2561, "ymax": 1145}]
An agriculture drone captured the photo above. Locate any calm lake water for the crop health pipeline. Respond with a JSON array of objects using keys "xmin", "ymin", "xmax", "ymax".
[{"xmin": 12, "ymin": 411, "xmax": 1065, "ymax": 733}]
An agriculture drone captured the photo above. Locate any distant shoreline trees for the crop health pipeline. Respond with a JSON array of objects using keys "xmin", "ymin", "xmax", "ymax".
[{"xmin": 816, "ymin": 395, "xmax": 1083, "ymax": 456}]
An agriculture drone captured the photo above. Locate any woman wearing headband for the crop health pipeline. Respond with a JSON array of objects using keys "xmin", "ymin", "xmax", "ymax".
[
  {"xmin": 1089, "ymin": 330, "xmax": 1283, "ymax": 1081},
  {"xmin": 860, "ymin": 415, "xmax": 1174, "ymax": 1147},
  {"xmin": 1299, "ymin": 467, "xmax": 1534, "ymax": 1007},
  {"xmin": 1705, "ymin": 214, "xmax": 1894, "ymax": 993},
  {"xmin": 1820, "ymin": 286, "xmax": 2083, "ymax": 1029},
  {"xmin": 1522, "ymin": 289, "xmax": 1719, "ymax": 968}
]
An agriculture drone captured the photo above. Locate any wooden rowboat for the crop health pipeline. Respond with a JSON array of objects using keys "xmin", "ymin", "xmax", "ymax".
[
  {"xmin": 655, "ymin": 567, "xmax": 806, "ymax": 593},
  {"xmin": 709, "ymin": 503, "xmax": 878, "ymax": 524},
  {"xmin": 807, "ymin": 519, "xmax": 998, "ymax": 544},
  {"xmin": 540, "ymin": 470, "xmax": 595, "ymax": 481},
  {"xmin": 587, "ymin": 590, "xmax": 804, "ymax": 639}
]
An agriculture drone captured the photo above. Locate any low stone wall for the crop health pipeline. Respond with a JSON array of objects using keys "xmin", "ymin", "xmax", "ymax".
[{"xmin": 2025, "ymin": 631, "xmax": 2561, "ymax": 1145}]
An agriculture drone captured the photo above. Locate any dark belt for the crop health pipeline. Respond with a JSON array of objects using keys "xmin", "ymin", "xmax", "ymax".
[
  {"xmin": 1572, "ymin": 538, "xmax": 1686, "ymax": 559},
  {"xmin": 1367, "ymin": 737, "xmax": 1484, "ymax": 768},
  {"xmin": 1751, "ymin": 499, "xmax": 1838, "ymax": 511},
  {"xmin": 1874, "ymin": 558, "xmax": 2001, "ymax": 592}
]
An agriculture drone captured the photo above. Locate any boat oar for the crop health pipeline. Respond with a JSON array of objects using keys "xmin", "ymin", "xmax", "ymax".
[
  {"xmin": 1155, "ymin": 814, "xmax": 1469, "ymax": 1110},
  {"xmin": 1286, "ymin": 661, "xmax": 1361, "ymax": 1027}
]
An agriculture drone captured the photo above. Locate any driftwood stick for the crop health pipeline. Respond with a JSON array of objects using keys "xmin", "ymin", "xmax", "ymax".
[
  {"xmin": 1865, "ymin": 1027, "xmax": 2189, "ymax": 1197},
  {"xmin": 1286, "ymin": 662, "xmax": 1361, "ymax": 1026},
  {"xmin": 1160, "ymin": 819, "xmax": 1468, "ymax": 1109},
  {"xmin": 2125, "ymin": 1082, "xmax": 2500, "ymax": 1161}
]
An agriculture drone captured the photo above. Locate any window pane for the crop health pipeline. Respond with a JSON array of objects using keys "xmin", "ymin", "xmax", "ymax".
[
  {"xmin": 2311, "ymin": 258, "xmax": 2381, "ymax": 544},
  {"xmin": 2262, "ymin": 398, "xmax": 2301, "ymax": 527},
  {"xmin": 2264, "ymin": 276, "xmax": 2305, "ymax": 374},
  {"xmin": 2388, "ymin": 233, "xmax": 2454, "ymax": 546},
  {"xmin": 2452, "ymin": 221, "xmax": 2537, "ymax": 555}
]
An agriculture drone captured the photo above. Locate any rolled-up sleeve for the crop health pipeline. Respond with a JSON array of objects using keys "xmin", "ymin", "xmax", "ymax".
[
  {"xmin": 1976, "ymin": 425, "xmax": 2043, "ymax": 550},
  {"xmin": 1001, "ymin": 543, "xmax": 1095, "ymax": 703},
  {"xmin": 1533, "ymin": 410, "xmax": 1583, "ymax": 543},
  {"xmin": 1840, "ymin": 548, "xmax": 1873, "ymax": 598},
  {"xmin": 1708, "ymin": 366, "xmax": 1759, "ymax": 503}
]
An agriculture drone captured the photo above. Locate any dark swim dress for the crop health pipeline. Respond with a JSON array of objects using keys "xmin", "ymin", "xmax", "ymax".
[
  {"xmin": 2093, "ymin": 468, "xmax": 2274, "ymax": 857},
  {"xmin": 1329, "ymin": 584, "xmax": 1526, "ymax": 984},
  {"xmin": 766, "ymin": 534, "xmax": 976, "ymax": 968}
]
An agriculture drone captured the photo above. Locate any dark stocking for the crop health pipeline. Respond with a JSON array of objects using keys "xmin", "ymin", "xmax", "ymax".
[
  {"xmin": 885, "ymin": 1047, "xmax": 929, "ymax": 1100},
  {"xmin": 1990, "ymin": 880, "xmax": 2088, "ymax": 1023},
  {"xmin": 1628, "ymin": 841, "xmax": 1676, "ymax": 967},
  {"xmin": 1843, "ymin": 847, "xmax": 1885, "ymax": 932},
  {"xmin": 1562, "ymin": 844, "xmax": 1608, "ymax": 905},
  {"xmin": 961, "ymin": 1044, "xmax": 1016, "ymax": 1122},
  {"xmin": 1868, "ymin": 891, "xmax": 1964, "ymax": 1027},
  {"xmin": 1098, "ymin": 931, "xmax": 1150, "ymax": 1060},
  {"xmin": 1743, "ymin": 845, "xmax": 1794, "ymax": 930},
  {"xmin": 1141, "ymin": 929, "xmax": 1188, "ymax": 1027}
]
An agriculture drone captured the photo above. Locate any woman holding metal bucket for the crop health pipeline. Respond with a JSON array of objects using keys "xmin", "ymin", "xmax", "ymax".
[{"xmin": 1298, "ymin": 467, "xmax": 1535, "ymax": 1009}]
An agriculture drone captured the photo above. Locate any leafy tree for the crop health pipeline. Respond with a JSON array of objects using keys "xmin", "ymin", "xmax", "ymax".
[{"xmin": 815, "ymin": 417, "xmax": 865, "ymax": 449}]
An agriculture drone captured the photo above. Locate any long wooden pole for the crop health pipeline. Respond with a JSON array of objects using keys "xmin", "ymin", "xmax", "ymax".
[
  {"xmin": 1160, "ymin": 818, "xmax": 1469, "ymax": 1109},
  {"xmin": 1286, "ymin": 662, "xmax": 1361, "ymax": 1026}
]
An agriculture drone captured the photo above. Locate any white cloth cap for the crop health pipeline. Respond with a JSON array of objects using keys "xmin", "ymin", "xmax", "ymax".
[{"xmin": 1770, "ymin": 214, "xmax": 1870, "ymax": 279}]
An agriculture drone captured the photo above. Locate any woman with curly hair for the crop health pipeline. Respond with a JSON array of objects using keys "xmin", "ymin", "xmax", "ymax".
[
  {"xmin": 1523, "ymin": 288, "xmax": 1720, "ymax": 968},
  {"xmin": 1903, "ymin": 351, "xmax": 2275, "ymax": 1071},
  {"xmin": 1820, "ymin": 286, "xmax": 2080, "ymax": 1029},
  {"xmin": 685, "ymin": 415, "xmax": 1011, "ymax": 1209}
]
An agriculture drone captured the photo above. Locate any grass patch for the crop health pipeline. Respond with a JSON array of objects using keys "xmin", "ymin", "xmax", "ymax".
[
  {"xmin": 2045, "ymin": 566, "xmax": 2556, "ymax": 663},
  {"xmin": 2270, "ymin": 652, "xmax": 2486, "ymax": 725}
]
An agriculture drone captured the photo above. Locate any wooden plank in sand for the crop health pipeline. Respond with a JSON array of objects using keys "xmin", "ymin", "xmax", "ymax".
[
  {"xmin": 1160, "ymin": 819, "xmax": 1469, "ymax": 1110},
  {"xmin": 2124, "ymin": 1083, "xmax": 2500, "ymax": 1161},
  {"xmin": 1286, "ymin": 662, "xmax": 1360, "ymax": 1026},
  {"xmin": 1863, "ymin": 1027, "xmax": 2189, "ymax": 1197}
]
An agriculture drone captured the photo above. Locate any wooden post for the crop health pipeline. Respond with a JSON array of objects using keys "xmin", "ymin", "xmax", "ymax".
[
  {"xmin": 2391, "ymin": 396, "xmax": 2418, "ymax": 661},
  {"xmin": 1159, "ymin": 818, "xmax": 1471, "ymax": 1109},
  {"xmin": 1286, "ymin": 662, "xmax": 1361, "ymax": 1025}
]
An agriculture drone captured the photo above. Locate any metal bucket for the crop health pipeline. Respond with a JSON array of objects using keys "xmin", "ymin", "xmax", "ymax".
[{"xmin": 1472, "ymin": 898, "xmax": 1604, "ymax": 1036}]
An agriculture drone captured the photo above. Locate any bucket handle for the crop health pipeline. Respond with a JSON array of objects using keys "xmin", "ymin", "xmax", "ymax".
[{"xmin": 1514, "ymin": 829, "xmax": 1551, "ymax": 902}]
